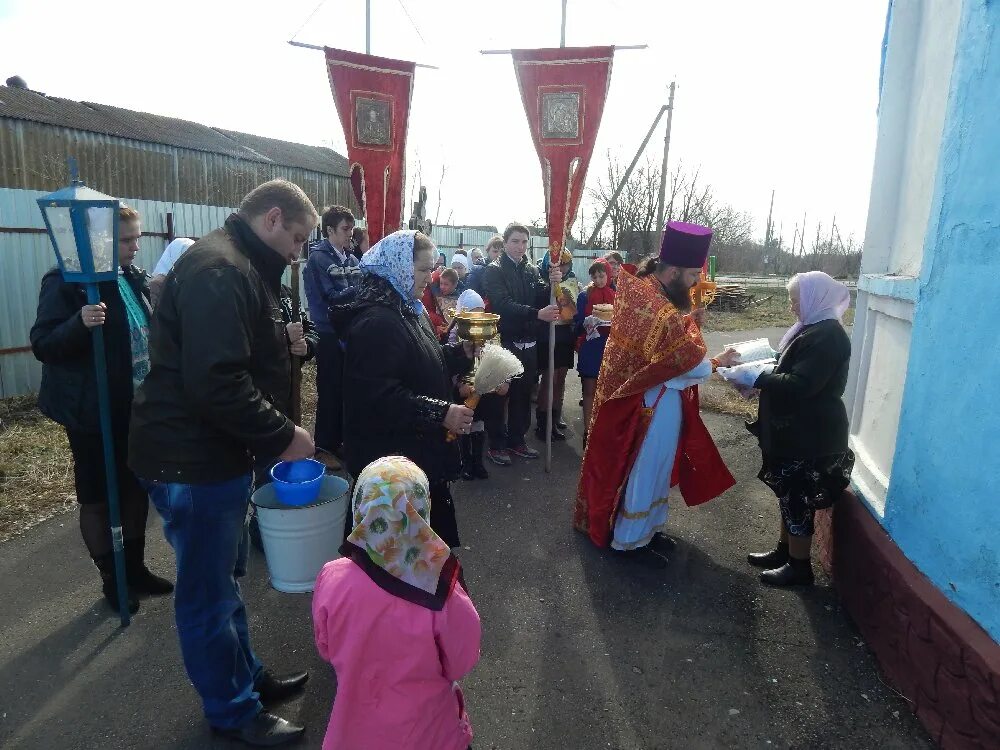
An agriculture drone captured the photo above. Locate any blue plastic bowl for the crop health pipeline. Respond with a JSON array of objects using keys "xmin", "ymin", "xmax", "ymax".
[{"xmin": 269, "ymin": 459, "xmax": 325, "ymax": 506}]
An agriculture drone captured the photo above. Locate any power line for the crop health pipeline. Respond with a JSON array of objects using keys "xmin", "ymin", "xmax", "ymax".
[
  {"xmin": 290, "ymin": 0, "xmax": 330, "ymax": 42},
  {"xmin": 395, "ymin": 0, "xmax": 427, "ymax": 45}
]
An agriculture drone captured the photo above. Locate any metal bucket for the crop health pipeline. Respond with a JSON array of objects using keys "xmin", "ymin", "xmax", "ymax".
[{"xmin": 251, "ymin": 474, "xmax": 351, "ymax": 593}]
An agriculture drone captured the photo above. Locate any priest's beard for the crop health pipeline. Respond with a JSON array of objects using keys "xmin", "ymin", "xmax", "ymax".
[{"xmin": 663, "ymin": 276, "xmax": 693, "ymax": 312}]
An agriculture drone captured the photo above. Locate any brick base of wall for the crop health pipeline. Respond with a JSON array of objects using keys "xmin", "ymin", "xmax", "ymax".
[{"xmin": 819, "ymin": 490, "xmax": 1000, "ymax": 748}]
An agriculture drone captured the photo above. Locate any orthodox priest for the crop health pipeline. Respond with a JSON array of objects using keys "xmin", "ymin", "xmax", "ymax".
[{"xmin": 574, "ymin": 221, "xmax": 739, "ymax": 566}]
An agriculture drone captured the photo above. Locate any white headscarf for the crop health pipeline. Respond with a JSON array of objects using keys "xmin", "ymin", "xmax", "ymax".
[
  {"xmin": 779, "ymin": 271, "xmax": 852, "ymax": 351},
  {"xmin": 153, "ymin": 237, "xmax": 195, "ymax": 276},
  {"xmin": 450, "ymin": 253, "xmax": 470, "ymax": 272},
  {"xmin": 455, "ymin": 289, "xmax": 485, "ymax": 314}
]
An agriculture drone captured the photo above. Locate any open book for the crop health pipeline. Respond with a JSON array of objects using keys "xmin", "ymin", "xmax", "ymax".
[{"xmin": 716, "ymin": 337, "xmax": 778, "ymax": 391}]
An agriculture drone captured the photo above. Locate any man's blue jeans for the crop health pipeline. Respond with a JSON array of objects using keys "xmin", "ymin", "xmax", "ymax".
[{"xmin": 144, "ymin": 474, "xmax": 263, "ymax": 729}]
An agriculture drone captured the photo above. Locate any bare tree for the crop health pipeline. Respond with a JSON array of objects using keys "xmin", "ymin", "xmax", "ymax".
[
  {"xmin": 587, "ymin": 153, "xmax": 858, "ymax": 277},
  {"xmin": 434, "ymin": 163, "xmax": 448, "ymax": 225}
]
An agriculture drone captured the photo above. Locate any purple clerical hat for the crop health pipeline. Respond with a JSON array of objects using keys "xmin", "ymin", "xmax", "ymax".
[{"xmin": 659, "ymin": 221, "xmax": 713, "ymax": 268}]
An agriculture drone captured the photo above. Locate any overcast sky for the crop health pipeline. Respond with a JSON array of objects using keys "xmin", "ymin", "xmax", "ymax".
[{"xmin": 1, "ymin": 0, "xmax": 885, "ymax": 245}]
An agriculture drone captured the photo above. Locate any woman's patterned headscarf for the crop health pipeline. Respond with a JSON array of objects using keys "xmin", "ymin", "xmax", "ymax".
[
  {"xmin": 344, "ymin": 456, "xmax": 455, "ymax": 601},
  {"xmin": 358, "ymin": 230, "xmax": 426, "ymax": 315}
]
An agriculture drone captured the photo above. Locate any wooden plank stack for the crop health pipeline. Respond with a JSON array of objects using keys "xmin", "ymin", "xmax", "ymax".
[{"xmin": 707, "ymin": 283, "xmax": 755, "ymax": 312}]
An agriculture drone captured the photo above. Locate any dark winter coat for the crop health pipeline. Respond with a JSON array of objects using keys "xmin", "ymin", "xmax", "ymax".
[
  {"xmin": 480, "ymin": 252, "xmax": 550, "ymax": 344},
  {"xmin": 750, "ymin": 319, "xmax": 851, "ymax": 459},
  {"xmin": 30, "ymin": 266, "xmax": 150, "ymax": 434},
  {"xmin": 128, "ymin": 214, "xmax": 295, "ymax": 483},
  {"xmin": 332, "ymin": 275, "xmax": 472, "ymax": 482}
]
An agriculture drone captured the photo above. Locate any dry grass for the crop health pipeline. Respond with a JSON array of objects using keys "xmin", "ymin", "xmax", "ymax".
[
  {"xmin": 699, "ymin": 375, "xmax": 760, "ymax": 421},
  {"xmin": 0, "ymin": 395, "xmax": 76, "ymax": 542},
  {"xmin": 0, "ymin": 363, "xmax": 323, "ymax": 545},
  {"xmin": 702, "ymin": 286, "xmax": 856, "ymax": 333}
]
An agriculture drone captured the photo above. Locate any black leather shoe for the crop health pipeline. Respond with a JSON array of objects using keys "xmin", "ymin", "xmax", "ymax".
[
  {"xmin": 760, "ymin": 559, "xmax": 814, "ymax": 587},
  {"xmin": 255, "ymin": 670, "xmax": 309, "ymax": 704},
  {"xmin": 212, "ymin": 711, "xmax": 304, "ymax": 747},
  {"xmin": 612, "ymin": 546, "xmax": 668, "ymax": 570},
  {"xmin": 535, "ymin": 411, "xmax": 567, "ymax": 441},
  {"xmin": 747, "ymin": 543, "xmax": 789, "ymax": 569},
  {"xmin": 650, "ymin": 532, "xmax": 676, "ymax": 554},
  {"xmin": 535, "ymin": 426, "xmax": 567, "ymax": 441}
]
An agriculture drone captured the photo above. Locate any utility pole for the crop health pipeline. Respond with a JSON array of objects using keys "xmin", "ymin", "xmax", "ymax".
[
  {"xmin": 763, "ymin": 189, "xmax": 775, "ymax": 250},
  {"xmin": 654, "ymin": 81, "xmax": 677, "ymax": 233},
  {"xmin": 586, "ymin": 104, "xmax": 670, "ymax": 248},
  {"xmin": 366, "ymin": 0, "xmax": 371, "ymax": 53}
]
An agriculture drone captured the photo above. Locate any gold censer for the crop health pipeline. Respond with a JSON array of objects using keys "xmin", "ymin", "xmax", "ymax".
[{"xmin": 454, "ymin": 311, "xmax": 500, "ymax": 385}]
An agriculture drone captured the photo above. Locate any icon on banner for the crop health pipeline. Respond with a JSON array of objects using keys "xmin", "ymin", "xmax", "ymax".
[
  {"xmin": 355, "ymin": 97, "xmax": 391, "ymax": 146},
  {"xmin": 541, "ymin": 92, "xmax": 581, "ymax": 139}
]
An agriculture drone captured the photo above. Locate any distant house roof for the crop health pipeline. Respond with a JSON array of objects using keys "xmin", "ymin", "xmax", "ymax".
[
  {"xmin": 438, "ymin": 224, "xmax": 499, "ymax": 234},
  {"xmin": 0, "ymin": 85, "xmax": 349, "ymax": 176}
]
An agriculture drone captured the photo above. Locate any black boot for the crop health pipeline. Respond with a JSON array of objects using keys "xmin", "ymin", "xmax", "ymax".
[
  {"xmin": 94, "ymin": 553, "xmax": 140, "ymax": 614},
  {"xmin": 760, "ymin": 556, "xmax": 815, "ymax": 587},
  {"xmin": 470, "ymin": 432, "xmax": 489, "ymax": 479},
  {"xmin": 555, "ymin": 408, "xmax": 568, "ymax": 430},
  {"xmin": 460, "ymin": 435, "xmax": 475, "ymax": 481},
  {"xmin": 124, "ymin": 538, "xmax": 174, "ymax": 596},
  {"xmin": 535, "ymin": 409, "xmax": 566, "ymax": 441},
  {"xmin": 747, "ymin": 541, "xmax": 789, "ymax": 569}
]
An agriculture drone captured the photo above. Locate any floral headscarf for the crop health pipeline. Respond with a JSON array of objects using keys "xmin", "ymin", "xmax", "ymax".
[
  {"xmin": 358, "ymin": 230, "xmax": 425, "ymax": 315},
  {"xmin": 342, "ymin": 456, "xmax": 460, "ymax": 608}
]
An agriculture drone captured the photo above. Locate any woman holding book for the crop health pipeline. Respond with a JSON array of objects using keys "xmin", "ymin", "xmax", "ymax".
[{"xmin": 735, "ymin": 271, "xmax": 855, "ymax": 587}]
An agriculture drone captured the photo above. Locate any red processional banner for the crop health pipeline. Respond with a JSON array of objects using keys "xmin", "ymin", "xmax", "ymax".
[
  {"xmin": 512, "ymin": 46, "xmax": 614, "ymax": 262},
  {"xmin": 324, "ymin": 48, "xmax": 415, "ymax": 244}
]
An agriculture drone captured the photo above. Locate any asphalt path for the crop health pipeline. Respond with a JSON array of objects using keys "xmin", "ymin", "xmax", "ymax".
[{"xmin": 0, "ymin": 372, "xmax": 927, "ymax": 750}]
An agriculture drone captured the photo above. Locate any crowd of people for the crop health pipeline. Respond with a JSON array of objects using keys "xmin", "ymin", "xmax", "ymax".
[{"xmin": 29, "ymin": 177, "xmax": 855, "ymax": 748}]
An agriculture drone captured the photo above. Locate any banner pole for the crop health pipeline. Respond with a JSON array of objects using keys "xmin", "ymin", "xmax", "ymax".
[
  {"xmin": 547, "ymin": 0, "xmax": 568, "ymax": 472},
  {"xmin": 560, "ymin": 0, "xmax": 568, "ymax": 47}
]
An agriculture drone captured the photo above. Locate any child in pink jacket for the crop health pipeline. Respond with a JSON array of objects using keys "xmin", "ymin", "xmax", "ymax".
[{"xmin": 313, "ymin": 456, "xmax": 481, "ymax": 750}]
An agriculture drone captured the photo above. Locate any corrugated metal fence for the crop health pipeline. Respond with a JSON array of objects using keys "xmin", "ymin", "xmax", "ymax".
[
  {"xmin": 0, "ymin": 187, "xmax": 236, "ymax": 398},
  {"xmin": 429, "ymin": 227, "xmax": 499, "ymax": 260}
]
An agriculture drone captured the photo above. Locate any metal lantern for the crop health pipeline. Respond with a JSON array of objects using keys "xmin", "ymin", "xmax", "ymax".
[
  {"xmin": 36, "ymin": 159, "xmax": 131, "ymax": 627},
  {"xmin": 36, "ymin": 161, "xmax": 120, "ymax": 282}
]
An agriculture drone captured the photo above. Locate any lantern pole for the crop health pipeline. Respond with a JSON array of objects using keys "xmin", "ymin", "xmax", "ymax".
[
  {"xmin": 87, "ymin": 283, "xmax": 131, "ymax": 626},
  {"xmin": 58, "ymin": 158, "xmax": 130, "ymax": 626}
]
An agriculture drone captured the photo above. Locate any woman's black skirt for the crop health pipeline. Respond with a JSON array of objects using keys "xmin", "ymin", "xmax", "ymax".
[{"xmin": 758, "ymin": 450, "xmax": 855, "ymax": 537}]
